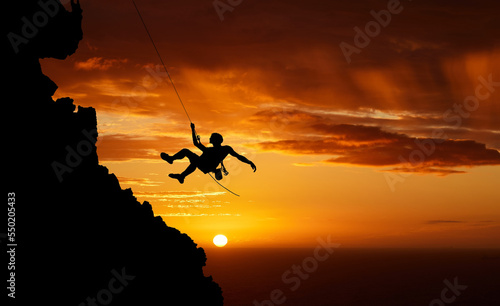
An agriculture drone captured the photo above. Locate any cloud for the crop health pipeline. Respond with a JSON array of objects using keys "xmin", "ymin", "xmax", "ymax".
[
  {"xmin": 134, "ymin": 191, "xmax": 231, "ymax": 217},
  {"xmin": 158, "ymin": 213, "xmax": 240, "ymax": 217},
  {"xmin": 97, "ymin": 134, "xmax": 189, "ymax": 161},
  {"xmin": 75, "ymin": 57, "xmax": 128, "ymax": 70},
  {"xmin": 116, "ymin": 176, "xmax": 162, "ymax": 187},
  {"xmin": 134, "ymin": 191, "xmax": 226, "ymax": 200},
  {"xmin": 42, "ymin": 0, "xmax": 500, "ymax": 171},
  {"xmin": 252, "ymin": 108, "xmax": 500, "ymax": 175},
  {"xmin": 425, "ymin": 220, "xmax": 464, "ymax": 225},
  {"xmin": 382, "ymin": 167, "xmax": 466, "ymax": 177},
  {"xmin": 293, "ymin": 162, "xmax": 317, "ymax": 167},
  {"xmin": 52, "ymin": 0, "xmax": 500, "ymax": 117}
]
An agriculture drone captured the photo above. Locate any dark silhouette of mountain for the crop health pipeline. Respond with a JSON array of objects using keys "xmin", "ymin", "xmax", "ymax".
[{"xmin": 3, "ymin": 1, "xmax": 223, "ymax": 305}]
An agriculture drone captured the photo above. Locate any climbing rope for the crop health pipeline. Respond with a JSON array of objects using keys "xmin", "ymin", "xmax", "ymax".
[
  {"xmin": 132, "ymin": 0, "xmax": 192, "ymax": 124},
  {"xmin": 132, "ymin": 0, "xmax": 240, "ymax": 197},
  {"xmin": 207, "ymin": 173, "xmax": 240, "ymax": 197}
]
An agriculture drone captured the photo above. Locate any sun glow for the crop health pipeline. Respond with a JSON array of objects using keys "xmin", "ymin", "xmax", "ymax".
[{"xmin": 213, "ymin": 234, "xmax": 228, "ymax": 247}]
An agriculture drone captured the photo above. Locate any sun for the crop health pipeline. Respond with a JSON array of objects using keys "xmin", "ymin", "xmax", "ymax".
[{"xmin": 213, "ymin": 234, "xmax": 228, "ymax": 247}]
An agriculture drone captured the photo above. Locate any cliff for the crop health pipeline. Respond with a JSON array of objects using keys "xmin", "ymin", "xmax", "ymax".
[{"xmin": 3, "ymin": 1, "xmax": 223, "ymax": 305}]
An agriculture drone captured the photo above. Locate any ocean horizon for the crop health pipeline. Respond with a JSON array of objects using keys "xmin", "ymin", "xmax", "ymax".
[{"xmin": 204, "ymin": 248, "xmax": 500, "ymax": 306}]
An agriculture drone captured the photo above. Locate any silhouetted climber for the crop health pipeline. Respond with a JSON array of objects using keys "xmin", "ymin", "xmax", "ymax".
[{"xmin": 161, "ymin": 123, "xmax": 257, "ymax": 184}]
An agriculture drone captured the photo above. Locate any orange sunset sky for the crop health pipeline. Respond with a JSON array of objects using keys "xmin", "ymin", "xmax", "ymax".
[{"xmin": 42, "ymin": 0, "xmax": 500, "ymax": 248}]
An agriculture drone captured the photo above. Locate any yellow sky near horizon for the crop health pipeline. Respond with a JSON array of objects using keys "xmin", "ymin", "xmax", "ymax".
[{"xmin": 41, "ymin": 0, "xmax": 500, "ymax": 248}]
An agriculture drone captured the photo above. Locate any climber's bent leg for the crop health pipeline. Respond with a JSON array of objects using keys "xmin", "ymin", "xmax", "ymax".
[
  {"xmin": 161, "ymin": 149, "xmax": 198, "ymax": 165},
  {"xmin": 168, "ymin": 150, "xmax": 199, "ymax": 184},
  {"xmin": 173, "ymin": 148, "xmax": 198, "ymax": 162},
  {"xmin": 169, "ymin": 164, "xmax": 197, "ymax": 184}
]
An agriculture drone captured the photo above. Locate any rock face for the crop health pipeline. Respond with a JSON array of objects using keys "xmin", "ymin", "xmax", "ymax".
[{"xmin": 4, "ymin": 1, "xmax": 223, "ymax": 305}]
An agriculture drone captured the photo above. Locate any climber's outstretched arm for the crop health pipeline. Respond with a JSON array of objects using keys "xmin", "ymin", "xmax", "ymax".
[{"xmin": 228, "ymin": 147, "xmax": 257, "ymax": 172}]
